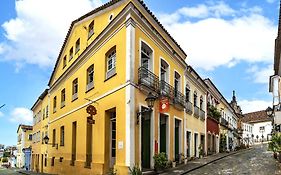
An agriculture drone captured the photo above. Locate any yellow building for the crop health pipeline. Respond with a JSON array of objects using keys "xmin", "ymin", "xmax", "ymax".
[
  {"xmin": 30, "ymin": 89, "xmax": 49, "ymax": 173},
  {"xmin": 184, "ymin": 66, "xmax": 208, "ymax": 158},
  {"xmin": 30, "ymin": 0, "xmax": 208, "ymax": 174},
  {"xmin": 16, "ymin": 124, "xmax": 33, "ymax": 169}
]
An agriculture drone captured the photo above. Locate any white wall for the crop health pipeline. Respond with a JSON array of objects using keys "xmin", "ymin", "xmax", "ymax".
[{"xmin": 252, "ymin": 121, "xmax": 272, "ymax": 142}]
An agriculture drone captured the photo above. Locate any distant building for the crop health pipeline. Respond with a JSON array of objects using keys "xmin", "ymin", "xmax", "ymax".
[
  {"xmin": 242, "ymin": 110, "xmax": 272, "ymax": 143},
  {"xmin": 17, "ymin": 124, "xmax": 33, "ymax": 169}
]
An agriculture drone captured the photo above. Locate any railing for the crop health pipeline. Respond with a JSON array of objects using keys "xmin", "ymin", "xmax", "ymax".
[
  {"xmin": 194, "ymin": 106, "xmax": 200, "ymax": 118},
  {"xmin": 174, "ymin": 90, "xmax": 185, "ymax": 107},
  {"xmin": 85, "ymin": 154, "xmax": 92, "ymax": 168},
  {"xmin": 199, "ymin": 109, "xmax": 205, "ymax": 121},
  {"xmin": 220, "ymin": 117, "xmax": 229, "ymax": 127},
  {"xmin": 138, "ymin": 67, "xmax": 159, "ymax": 93},
  {"xmin": 185, "ymin": 101, "xmax": 193, "ymax": 114},
  {"xmin": 160, "ymin": 80, "xmax": 174, "ymax": 98}
]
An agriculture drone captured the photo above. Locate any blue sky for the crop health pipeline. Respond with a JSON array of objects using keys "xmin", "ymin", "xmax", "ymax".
[{"xmin": 0, "ymin": 0, "xmax": 278, "ymax": 146}]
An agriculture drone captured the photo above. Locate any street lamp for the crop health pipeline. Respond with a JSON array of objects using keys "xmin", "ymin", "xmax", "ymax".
[
  {"xmin": 266, "ymin": 106, "xmax": 273, "ymax": 117},
  {"xmin": 136, "ymin": 92, "xmax": 157, "ymax": 125},
  {"xmin": 43, "ymin": 135, "xmax": 58, "ymax": 149}
]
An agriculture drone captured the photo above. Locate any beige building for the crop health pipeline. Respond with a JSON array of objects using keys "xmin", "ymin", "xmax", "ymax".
[{"xmin": 16, "ymin": 124, "xmax": 33, "ymax": 168}]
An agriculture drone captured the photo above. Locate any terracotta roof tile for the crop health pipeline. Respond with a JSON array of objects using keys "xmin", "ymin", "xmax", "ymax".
[{"xmin": 242, "ymin": 110, "xmax": 271, "ymax": 123}]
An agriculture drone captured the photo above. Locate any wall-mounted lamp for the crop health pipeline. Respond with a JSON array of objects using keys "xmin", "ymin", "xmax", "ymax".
[
  {"xmin": 136, "ymin": 92, "xmax": 157, "ymax": 125},
  {"xmin": 43, "ymin": 135, "xmax": 58, "ymax": 149},
  {"xmin": 266, "ymin": 106, "xmax": 273, "ymax": 117}
]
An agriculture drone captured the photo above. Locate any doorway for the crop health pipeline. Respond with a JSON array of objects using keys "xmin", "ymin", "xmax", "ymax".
[
  {"xmin": 110, "ymin": 112, "xmax": 116, "ymax": 168},
  {"xmin": 160, "ymin": 114, "xmax": 168, "ymax": 155},
  {"xmin": 141, "ymin": 107, "xmax": 151, "ymax": 169},
  {"xmin": 194, "ymin": 133, "xmax": 198, "ymax": 157},
  {"xmin": 174, "ymin": 119, "xmax": 181, "ymax": 161},
  {"xmin": 186, "ymin": 131, "xmax": 191, "ymax": 157}
]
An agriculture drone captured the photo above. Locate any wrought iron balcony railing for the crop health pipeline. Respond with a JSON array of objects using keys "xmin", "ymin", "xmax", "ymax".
[
  {"xmin": 185, "ymin": 101, "xmax": 193, "ymax": 114},
  {"xmin": 220, "ymin": 117, "xmax": 229, "ymax": 127},
  {"xmin": 160, "ymin": 80, "xmax": 174, "ymax": 98},
  {"xmin": 138, "ymin": 67, "xmax": 159, "ymax": 93},
  {"xmin": 199, "ymin": 109, "xmax": 205, "ymax": 121},
  {"xmin": 174, "ymin": 90, "xmax": 185, "ymax": 107},
  {"xmin": 194, "ymin": 106, "xmax": 200, "ymax": 118}
]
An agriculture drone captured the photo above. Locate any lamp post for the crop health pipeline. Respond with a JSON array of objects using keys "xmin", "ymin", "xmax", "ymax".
[
  {"xmin": 266, "ymin": 106, "xmax": 273, "ymax": 117},
  {"xmin": 43, "ymin": 135, "xmax": 58, "ymax": 149},
  {"xmin": 136, "ymin": 92, "xmax": 156, "ymax": 124}
]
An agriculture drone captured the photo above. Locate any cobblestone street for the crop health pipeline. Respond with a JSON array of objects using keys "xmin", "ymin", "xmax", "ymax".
[
  {"xmin": 187, "ymin": 144, "xmax": 281, "ymax": 175},
  {"xmin": 0, "ymin": 167, "xmax": 21, "ymax": 175}
]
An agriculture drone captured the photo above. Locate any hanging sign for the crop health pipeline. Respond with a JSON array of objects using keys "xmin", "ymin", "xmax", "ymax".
[
  {"xmin": 87, "ymin": 116, "xmax": 95, "ymax": 124},
  {"xmin": 86, "ymin": 105, "xmax": 97, "ymax": 116},
  {"xmin": 159, "ymin": 97, "xmax": 169, "ymax": 113}
]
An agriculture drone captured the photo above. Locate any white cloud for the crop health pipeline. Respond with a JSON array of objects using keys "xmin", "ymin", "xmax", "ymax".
[
  {"xmin": 266, "ymin": 0, "xmax": 276, "ymax": 3},
  {"xmin": 248, "ymin": 65, "xmax": 274, "ymax": 84},
  {"xmin": 239, "ymin": 99, "xmax": 272, "ymax": 113},
  {"xmin": 158, "ymin": 3, "xmax": 276, "ymax": 70},
  {"xmin": 0, "ymin": 111, "xmax": 4, "ymax": 117},
  {"xmin": 0, "ymin": 0, "xmax": 102, "ymax": 68},
  {"xmin": 9, "ymin": 107, "xmax": 33, "ymax": 124}
]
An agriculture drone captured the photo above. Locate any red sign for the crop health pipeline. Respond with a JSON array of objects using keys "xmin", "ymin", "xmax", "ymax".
[
  {"xmin": 155, "ymin": 140, "xmax": 158, "ymax": 154},
  {"xmin": 159, "ymin": 97, "xmax": 169, "ymax": 113}
]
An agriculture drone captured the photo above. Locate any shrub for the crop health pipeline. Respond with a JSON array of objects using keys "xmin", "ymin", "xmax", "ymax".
[
  {"xmin": 129, "ymin": 165, "xmax": 142, "ymax": 175},
  {"xmin": 153, "ymin": 152, "xmax": 168, "ymax": 171}
]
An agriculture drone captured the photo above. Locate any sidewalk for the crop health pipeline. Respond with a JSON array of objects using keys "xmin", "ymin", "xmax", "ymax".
[
  {"xmin": 18, "ymin": 170, "xmax": 56, "ymax": 175},
  {"xmin": 159, "ymin": 148, "xmax": 252, "ymax": 175}
]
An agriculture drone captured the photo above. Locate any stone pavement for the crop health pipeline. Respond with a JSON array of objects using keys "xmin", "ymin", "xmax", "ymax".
[
  {"xmin": 159, "ymin": 148, "xmax": 252, "ymax": 175},
  {"xmin": 188, "ymin": 144, "xmax": 281, "ymax": 175},
  {"xmin": 160, "ymin": 144, "xmax": 281, "ymax": 175},
  {"xmin": 17, "ymin": 170, "xmax": 56, "ymax": 175}
]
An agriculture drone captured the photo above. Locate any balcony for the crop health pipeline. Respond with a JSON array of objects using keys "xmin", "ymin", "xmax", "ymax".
[
  {"xmin": 160, "ymin": 80, "xmax": 174, "ymax": 99},
  {"xmin": 185, "ymin": 101, "xmax": 193, "ymax": 114},
  {"xmin": 174, "ymin": 90, "xmax": 185, "ymax": 110},
  {"xmin": 199, "ymin": 109, "xmax": 205, "ymax": 121},
  {"xmin": 220, "ymin": 117, "xmax": 229, "ymax": 127},
  {"xmin": 138, "ymin": 67, "xmax": 159, "ymax": 93},
  {"xmin": 194, "ymin": 106, "xmax": 200, "ymax": 118}
]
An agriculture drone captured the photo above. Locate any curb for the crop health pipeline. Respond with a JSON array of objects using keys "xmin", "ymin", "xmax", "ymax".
[{"xmin": 180, "ymin": 148, "xmax": 252, "ymax": 175}]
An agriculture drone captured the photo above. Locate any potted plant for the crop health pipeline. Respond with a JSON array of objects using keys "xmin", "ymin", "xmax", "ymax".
[
  {"xmin": 199, "ymin": 144, "xmax": 204, "ymax": 158},
  {"xmin": 172, "ymin": 159, "xmax": 176, "ymax": 168},
  {"xmin": 179, "ymin": 153, "xmax": 185, "ymax": 164},
  {"xmin": 268, "ymin": 134, "xmax": 281, "ymax": 161},
  {"xmin": 153, "ymin": 152, "xmax": 168, "ymax": 172},
  {"xmin": 129, "ymin": 164, "xmax": 142, "ymax": 175}
]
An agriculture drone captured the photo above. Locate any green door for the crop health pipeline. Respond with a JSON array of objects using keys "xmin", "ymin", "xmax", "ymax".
[
  {"xmin": 160, "ymin": 122, "xmax": 166, "ymax": 153},
  {"xmin": 141, "ymin": 114, "xmax": 151, "ymax": 169},
  {"xmin": 175, "ymin": 120, "xmax": 179, "ymax": 161}
]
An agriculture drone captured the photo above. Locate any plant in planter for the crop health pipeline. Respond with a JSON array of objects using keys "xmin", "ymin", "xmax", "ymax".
[
  {"xmin": 199, "ymin": 144, "xmax": 204, "ymax": 158},
  {"xmin": 129, "ymin": 164, "xmax": 142, "ymax": 175},
  {"xmin": 172, "ymin": 159, "xmax": 177, "ymax": 168},
  {"xmin": 153, "ymin": 152, "xmax": 168, "ymax": 172},
  {"xmin": 179, "ymin": 153, "xmax": 185, "ymax": 164},
  {"xmin": 268, "ymin": 134, "xmax": 281, "ymax": 161}
]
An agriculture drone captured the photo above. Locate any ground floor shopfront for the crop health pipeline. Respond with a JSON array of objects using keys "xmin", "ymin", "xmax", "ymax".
[{"xmin": 206, "ymin": 117, "xmax": 219, "ymax": 155}]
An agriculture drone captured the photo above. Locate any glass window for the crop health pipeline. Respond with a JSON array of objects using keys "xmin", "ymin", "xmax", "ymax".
[
  {"xmin": 72, "ymin": 78, "xmax": 78, "ymax": 97},
  {"xmin": 61, "ymin": 89, "xmax": 65, "ymax": 107},
  {"xmin": 88, "ymin": 20, "xmax": 94, "ymax": 38},
  {"xmin": 106, "ymin": 47, "xmax": 116, "ymax": 79},
  {"xmin": 60, "ymin": 126, "xmax": 65, "ymax": 146},
  {"xmin": 63, "ymin": 55, "xmax": 67, "ymax": 68},
  {"xmin": 86, "ymin": 65, "xmax": 94, "ymax": 91},
  {"xmin": 75, "ymin": 38, "xmax": 80, "ymax": 53},
  {"xmin": 69, "ymin": 47, "xmax": 73, "ymax": 61},
  {"xmin": 141, "ymin": 42, "xmax": 152, "ymax": 70},
  {"xmin": 53, "ymin": 96, "xmax": 57, "ymax": 113},
  {"xmin": 194, "ymin": 91, "xmax": 197, "ymax": 107}
]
